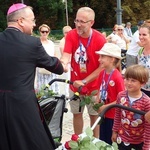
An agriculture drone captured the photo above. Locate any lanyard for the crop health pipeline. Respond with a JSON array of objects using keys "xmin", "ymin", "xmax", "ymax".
[
  {"xmin": 78, "ymin": 29, "xmax": 92, "ymax": 62},
  {"xmin": 79, "ymin": 29, "xmax": 92, "ymax": 49},
  {"xmin": 100, "ymin": 69, "xmax": 114, "ymax": 101}
]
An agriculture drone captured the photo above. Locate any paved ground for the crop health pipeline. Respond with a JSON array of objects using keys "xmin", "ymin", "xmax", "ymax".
[
  {"xmin": 54, "ymin": 42, "xmax": 90, "ymax": 144},
  {"xmin": 60, "ymin": 104, "xmax": 90, "ymax": 143}
]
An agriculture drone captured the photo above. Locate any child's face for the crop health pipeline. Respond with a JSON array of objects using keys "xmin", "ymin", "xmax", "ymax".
[
  {"xmin": 124, "ymin": 78, "xmax": 142, "ymax": 93},
  {"xmin": 98, "ymin": 55, "xmax": 114, "ymax": 69}
]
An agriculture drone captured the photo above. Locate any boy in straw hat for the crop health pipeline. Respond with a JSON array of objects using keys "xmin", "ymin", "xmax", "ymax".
[{"xmin": 95, "ymin": 43, "xmax": 125, "ymax": 144}]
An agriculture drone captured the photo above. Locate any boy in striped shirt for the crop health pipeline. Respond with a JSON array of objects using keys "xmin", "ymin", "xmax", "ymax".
[{"xmin": 112, "ymin": 65, "xmax": 150, "ymax": 150}]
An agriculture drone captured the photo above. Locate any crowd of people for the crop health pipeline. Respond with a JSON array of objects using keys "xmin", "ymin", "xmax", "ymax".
[
  {"xmin": 0, "ymin": 2, "xmax": 150, "ymax": 150},
  {"xmin": 59, "ymin": 7, "xmax": 150, "ymax": 150}
]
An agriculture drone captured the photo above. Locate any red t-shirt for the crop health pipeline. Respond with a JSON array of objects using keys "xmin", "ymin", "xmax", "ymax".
[
  {"xmin": 64, "ymin": 29, "xmax": 106, "ymax": 94},
  {"xmin": 97, "ymin": 69, "xmax": 125, "ymax": 118}
]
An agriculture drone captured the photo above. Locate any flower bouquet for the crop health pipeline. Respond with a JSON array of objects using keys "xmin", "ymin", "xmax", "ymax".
[{"xmin": 56, "ymin": 127, "xmax": 118, "ymax": 150}]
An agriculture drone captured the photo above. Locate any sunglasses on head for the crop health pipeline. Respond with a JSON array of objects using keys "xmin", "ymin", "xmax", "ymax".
[{"xmin": 40, "ymin": 31, "xmax": 49, "ymax": 34}]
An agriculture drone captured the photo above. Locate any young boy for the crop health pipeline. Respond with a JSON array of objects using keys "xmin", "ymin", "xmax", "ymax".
[{"xmin": 112, "ymin": 65, "xmax": 150, "ymax": 150}]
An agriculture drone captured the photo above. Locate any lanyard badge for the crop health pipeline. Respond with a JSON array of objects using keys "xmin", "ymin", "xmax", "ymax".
[
  {"xmin": 79, "ymin": 44, "xmax": 87, "ymax": 73},
  {"xmin": 74, "ymin": 29, "xmax": 93, "ymax": 73},
  {"xmin": 99, "ymin": 70, "xmax": 114, "ymax": 102},
  {"xmin": 74, "ymin": 43, "xmax": 87, "ymax": 73}
]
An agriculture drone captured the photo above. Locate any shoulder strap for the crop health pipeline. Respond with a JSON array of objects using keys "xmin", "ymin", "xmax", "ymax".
[{"xmin": 138, "ymin": 47, "xmax": 144, "ymax": 56}]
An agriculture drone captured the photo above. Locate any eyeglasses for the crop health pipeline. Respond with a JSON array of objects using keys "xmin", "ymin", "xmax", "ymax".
[
  {"xmin": 74, "ymin": 19, "xmax": 92, "ymax": 25},
  {"xmin": 40, "ymin": 31, "xmax": 49, "ymax": 34},
  {"xmin": 118, "ymin": 29, "xmax": 123, "ymax": 31}
]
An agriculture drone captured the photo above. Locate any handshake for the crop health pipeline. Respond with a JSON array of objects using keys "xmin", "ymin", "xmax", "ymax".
[{"xmin": 60, "ymin": 60, "xmax": 69, "ymax": 73}]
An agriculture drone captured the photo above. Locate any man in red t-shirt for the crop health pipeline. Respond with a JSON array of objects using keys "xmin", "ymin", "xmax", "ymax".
[{"xmin": 60, "ymin": 7, "xmax": 106, "ymax": 137}]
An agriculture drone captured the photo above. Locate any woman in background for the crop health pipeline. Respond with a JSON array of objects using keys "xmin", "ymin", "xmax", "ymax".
[
  {"xmin": 36, "ymin": 24, "xmax": 59, "ymax": 94},
  {"xmin": 106, "ymin": 24, "xmax": 118, "ymax": 42},
  {"xmin": 138, "ymin": 23, "xmax": 150, "ymax": 97}
]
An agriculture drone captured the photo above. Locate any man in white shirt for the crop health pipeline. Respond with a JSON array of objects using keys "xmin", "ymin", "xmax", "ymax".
[{"xmin": 126, "ymin": 20, "xmax": 144, "ymax": 67}]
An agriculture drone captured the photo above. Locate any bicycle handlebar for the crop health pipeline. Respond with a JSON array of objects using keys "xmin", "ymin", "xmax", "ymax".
[
  {"xmin": 99, "ymin": 104, "xmax": 146, "ymax": 117},
  {"xmin": 44, "ymin": 79, "xmax": 83, "ymax": 106},
  {"xmin": 91, "ymin": 104, "xmax": 146, "ymax": 130},
  {"xmin": 48, "ymin": 79, "xmax": 73, "ymax": 85},
  {"xmin": 44, "ymin": 79, "xmax": 73, "ymax": 90}
]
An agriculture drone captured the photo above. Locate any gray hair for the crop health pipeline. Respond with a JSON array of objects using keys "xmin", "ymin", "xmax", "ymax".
[{"xmin": 77, "ymin": 7, "xmax": 95, "ymax": 20}]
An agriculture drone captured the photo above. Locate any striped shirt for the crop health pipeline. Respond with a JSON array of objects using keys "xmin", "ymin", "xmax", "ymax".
[{"xmin": 113, "ymin": 91, "xmax": 150, "ymax": 150}]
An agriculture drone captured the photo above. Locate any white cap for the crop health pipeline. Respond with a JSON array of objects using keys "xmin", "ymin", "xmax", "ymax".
[{"xmin": 95, "ymin": 43, "xmax": 122, "ymax": 59}]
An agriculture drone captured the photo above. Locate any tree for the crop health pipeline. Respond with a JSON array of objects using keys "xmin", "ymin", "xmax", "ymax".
[
  {"xmin": 31, "ymin": 0, "xmax": 73, "ymax": 30},
  {"xmin": 122, "ymin": 0, "xmax": 150, "ymax": 26},
  {"xmin": 0, "ymin": 0, "xmax": 149, "ymax": 31}
]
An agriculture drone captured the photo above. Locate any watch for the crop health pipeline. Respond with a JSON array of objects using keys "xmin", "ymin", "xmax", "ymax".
[{"xmin": 82, "ymin": 79, "xmax": 87, "ymax": 85}]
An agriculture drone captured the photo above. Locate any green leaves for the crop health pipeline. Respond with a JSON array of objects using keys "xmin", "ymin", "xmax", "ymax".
[
  {"xmin": 80, "ymin": 96, "xmax": 91, "ymax": 107},
  {"xmin": 112, "ymin": 142, "xmax": 118, "ymax": 150},
  {"xmin": 85, "ymin": 127, "xmax": 93, "ymax": 138},
  {"xmin": 65, "ymin": 127, "xmax": 116, "ymax": 150},
  {"xmin": 69, "ymin": 141, "xmax": 78, "ymax": 149},
  {"xmin": 91, "ymin": 90, "xmax": 98, "ymax": 96},
  {"xmin": 93, "ymin": 103, "xmax": 104, "ymax": 111},
  {"xmin": 36, "ymin": 85, "xmax": 57, "ymax": 101},
  {"xmin": 79, "ymin": 90, "xmax": 103, "ymax": 112}
]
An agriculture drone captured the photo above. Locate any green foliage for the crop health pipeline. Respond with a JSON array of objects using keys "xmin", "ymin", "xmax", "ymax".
[
  {"xmin": 0, "ymin": 14, "xmax": 6, "ymax": 31},
  {"xmin": 69, "ymin": 141, "xmax": 79, "ymax": 149},
  {"xmin": 122, "ymin": 0, "xmax": 150, "ymax": 25},
  {"xmin": 36, "ymin": 85, "xmax": 57, "ymax": 101},
  {"xmin": 112, "ymin": 142, "xmax": 118, "ymax": 150},
  {"xmin": 0, "ymin": 0, "xmax": 149, "ymax": 31},
  {"xmin": 66, "ymin": 127, "xmax": 117, "ymax": 150},
  {"xmin": 50, "ymin": 33, "xmax": 64, "ymax": 40},
  {"xmin": 32, "ymin": 0, "xmax": 73, "ymax": 30},
  {"xmin": 80, "ymin": 90, "xmax": 104, "ymax": 111},
  {"xmin": 93, "ymin": 103, "xmax": 104, "ymax": 111}
]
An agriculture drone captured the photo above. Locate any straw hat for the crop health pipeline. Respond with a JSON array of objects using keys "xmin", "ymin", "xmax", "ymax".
[{"xmin": 95, "ymin": 43, "xmax": 122, "ymax": 59}]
